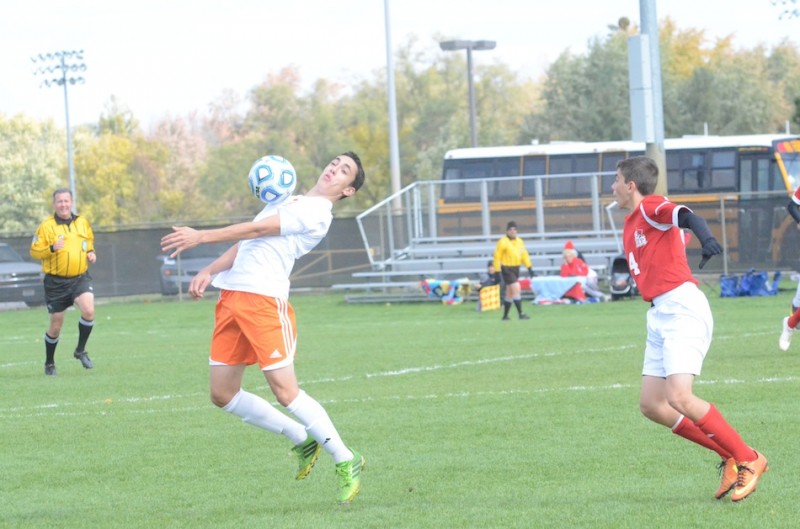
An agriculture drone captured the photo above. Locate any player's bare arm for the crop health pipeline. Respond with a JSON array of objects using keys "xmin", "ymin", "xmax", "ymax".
[
  {"xmin": 189, "ymin": 245, "xmax": 239, "ymax": 299},
  {"xmin": 161, "ymin": 216, "xmax": 282, "ymax": 257}
]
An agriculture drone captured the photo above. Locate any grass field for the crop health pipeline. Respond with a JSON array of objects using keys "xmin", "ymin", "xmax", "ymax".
[{"xmin": 1, "ymin": 287, "xmax": 798, "ymax": 529}]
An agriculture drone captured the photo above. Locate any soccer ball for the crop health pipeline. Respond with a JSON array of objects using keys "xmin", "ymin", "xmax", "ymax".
[{"xmin": 247, "ymin": 155, "xmax": 297, "ymax": 205}]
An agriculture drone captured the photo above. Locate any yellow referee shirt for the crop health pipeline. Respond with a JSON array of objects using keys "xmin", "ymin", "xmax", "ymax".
[
  {"xmin": 493, "ymin": 235, "xmax": 532, "ymax": 270},
  {"xmin": 30, "ymin": 214, "xmax": 95, "ymax": 277}
]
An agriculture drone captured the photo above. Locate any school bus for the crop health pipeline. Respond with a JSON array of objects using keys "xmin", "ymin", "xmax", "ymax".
[{"xmin": 439, "ymin": 134, "xmax": 800, "ymax": 267}]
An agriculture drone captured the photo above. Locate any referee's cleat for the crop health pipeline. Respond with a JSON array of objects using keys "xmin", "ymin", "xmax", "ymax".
[
  {"xmin": 73, "ymin": 350, "xmax": 93, "ymax": 369},
  {"xmin": 519, "ymin": 313, "xmax": 530, "ymax": 320},
  {"xmin": 779, "ymin": 317, "xmax": 793, "ymax": 351},
  {"xmin": 291, "ymin": 436, "xmax": 321, "ymax": 481},
  {"xmin": 44, "ymin": 363, "xmax": 57, "ymax": 376}
]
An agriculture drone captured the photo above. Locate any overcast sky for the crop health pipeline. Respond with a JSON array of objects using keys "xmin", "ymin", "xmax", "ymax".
[{"xmin": 1, "ymin": 0, "xmax": 797, "ymax": 130}]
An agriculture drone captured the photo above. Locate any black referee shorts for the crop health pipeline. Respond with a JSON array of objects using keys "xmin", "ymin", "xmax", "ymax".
[
  {"xmin": 500, "ymin": 266, "xmax": 521, "ymax": 285},
  {"xmin": 44, "ymin": 273, "xmax": 94, "ymax": 314}
]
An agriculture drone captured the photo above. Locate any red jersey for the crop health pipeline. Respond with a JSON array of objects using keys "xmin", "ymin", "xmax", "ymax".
[
  {"xmin": 560, "ymin": 257, "xmax": 589, "ymax": 300},
  {"xmin": 560, "ymin": 258, "xmax": 589, "ymax": 277},
  {"xmin": 622, "ymin": 195, "xmax": 698, "ymax": 302},
  {"xmin": 792, "ymin": 185, "xmax": 800, "ymax": 204}
]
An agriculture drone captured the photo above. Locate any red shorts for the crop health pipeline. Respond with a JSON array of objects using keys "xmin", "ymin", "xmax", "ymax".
[{"xmin": 209, "ymin": 290, "xmax": 297, "ymax": 370}]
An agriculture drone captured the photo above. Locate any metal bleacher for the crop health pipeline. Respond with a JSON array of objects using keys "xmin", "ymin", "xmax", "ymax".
[{"xmin": 331, "ymin": 171, "xmax": 625, "ymax": 303}]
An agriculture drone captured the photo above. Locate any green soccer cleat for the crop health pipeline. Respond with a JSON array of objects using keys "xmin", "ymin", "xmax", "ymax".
[
  {"xmin": 335, "ymin": 450, "xmax": 365, "ymax": 504},
  {"xmin": 291, "ymin": 436, "xmax": 321, "ymax": 481}
]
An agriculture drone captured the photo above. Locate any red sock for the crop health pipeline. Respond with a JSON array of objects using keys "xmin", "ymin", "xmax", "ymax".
[
  {"xmin": 789, "ymin": 306, "xmax": 800, "ymax": 328},
  {"xmin": 694, "ymin": 404, "xmax": 757, "ymax": 462},
  {"xmin": 672, "ymin": 415, "xmax": 732, "ymax": 460}
]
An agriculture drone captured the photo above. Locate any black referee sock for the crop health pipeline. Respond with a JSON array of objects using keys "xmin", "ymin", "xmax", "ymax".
[
  {"xmin": 514, "ymin": 299, "xmax": 523, "ymax": 315},
  {"xmin": 76, "ymin": 318, "xmax": 94, "ymax": 352},
  {"xmin": 44, "ymin": 333, "xmax": 58, "ymax": 365}
]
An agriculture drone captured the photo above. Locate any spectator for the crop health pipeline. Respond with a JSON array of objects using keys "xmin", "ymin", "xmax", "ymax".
[
  {"xmin": 559, "ymin": 241, "xmax": 609, "ymax": 302},
  {"xmin": 476, "ymin": 260, "xmax": 501, "ymax": 311}
]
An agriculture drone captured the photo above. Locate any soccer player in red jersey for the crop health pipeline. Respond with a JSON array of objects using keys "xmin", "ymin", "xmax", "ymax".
[
  {"xmin": 778, "ymin": 185, "xmax": 800, "ymax": 350},
  {"xmin": 612, "ymin": 156, "xmax": 768, "ymax": 502}
]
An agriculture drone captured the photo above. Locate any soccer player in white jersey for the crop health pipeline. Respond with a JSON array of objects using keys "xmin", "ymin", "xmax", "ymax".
[
  {"xmin": 160, "ymin": 152, "xmax": 366, "ymax": 504},
  {"xmin": 612, "ymin": 156, "xmax": 768, "ymax": 502}
]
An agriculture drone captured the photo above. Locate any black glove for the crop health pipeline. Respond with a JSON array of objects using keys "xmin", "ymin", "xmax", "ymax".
[
  {"xmin": 528, "ymin": 267, "xmax": 535, "ymax": 277},
  {"xmin": 699, "ymin": 237, "xmax": 723, "ymax": 269}
]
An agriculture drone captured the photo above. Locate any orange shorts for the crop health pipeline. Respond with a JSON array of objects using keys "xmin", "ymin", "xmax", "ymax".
[{"xmin": 209, "ymin": 290, "xmax": 297, "ymax": 370}]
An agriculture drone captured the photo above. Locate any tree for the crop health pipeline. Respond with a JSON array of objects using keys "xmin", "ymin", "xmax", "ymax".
[
  {"xmin": 676, "ymin": 42, "xmax": 788, "ymax": 135},
  {"xmin": 73, "ymin": 129, "xmax": 138, "ymax": 225},
  {"xmin": 5, "ymin": 27, "xmax": 800, "ymax": 232},
  {"xmin": 150, "ymin": 114, "xmax": 213, "ymax": 220},
  {"xmin": 522, "ymin": 31, "xmax": 631, "ymax": 142},
  {"xmin": 0, "ymin": 114, "xmax": 64, "ymax": 231}
]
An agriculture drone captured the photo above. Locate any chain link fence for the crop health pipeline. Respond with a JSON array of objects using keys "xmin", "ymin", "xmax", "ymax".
[{"xmin": 1, "ymin": 218, "xmax": 371, "ymax": 299}]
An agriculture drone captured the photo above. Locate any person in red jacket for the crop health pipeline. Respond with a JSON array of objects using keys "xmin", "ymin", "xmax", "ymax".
[{"xmin": 559, "ymin": 240, "xmax": 608, "ymax": 301}]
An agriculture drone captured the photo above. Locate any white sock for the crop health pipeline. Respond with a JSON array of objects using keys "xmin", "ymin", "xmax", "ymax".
[
  {"xmin": 286, "ymin": 390, "xmax": 353, "ymax": 464},
  {"xmin": 223, "ymin": 389, "xmax": 307, "ymax": 445}
]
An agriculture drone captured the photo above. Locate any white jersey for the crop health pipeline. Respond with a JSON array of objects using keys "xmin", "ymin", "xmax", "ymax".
[{"xmin": 212, "ymin": 195, "xmax": 333, "ymax": 299}]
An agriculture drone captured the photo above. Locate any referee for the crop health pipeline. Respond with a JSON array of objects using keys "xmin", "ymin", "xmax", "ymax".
[
  {"xmin": 493, "ymin": 220, "xmax": 534, "ymax": 320},
  {"xmin": 30, "ymin": 188, "xmax": 97, "ymax": 376}
]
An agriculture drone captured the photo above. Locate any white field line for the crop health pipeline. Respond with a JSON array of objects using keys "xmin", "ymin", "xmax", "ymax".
[
  {"xmin": 0, "ymin": 328, "xmax": 773, "ymax": 370},
  {"xmin": 2, "ymin": 375, "xmax": 797, "ymax": 420},
  {"xmin": 1, "ymin": 343, "xmax": 797, "ymax": 419}
]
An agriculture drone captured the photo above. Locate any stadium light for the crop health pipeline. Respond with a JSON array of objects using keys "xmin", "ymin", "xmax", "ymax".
[
  {"xmin": 31, "ymin": 50, "xmax": 87, "ymax": 211},
  {"xmin": 439, "ymin": 39, "xmax": 496, "ymax": 147}
]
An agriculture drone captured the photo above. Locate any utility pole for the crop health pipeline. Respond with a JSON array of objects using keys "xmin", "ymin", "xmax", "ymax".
[
  {"xmin": 384, "ymin": 0, "xmax": 402, "ymax": 211},
  {"xmin": 439, "ymin": 40, "xmax": 496, "ymax": 147},
  {"xmin": 32, "ymin": 50, "xmax": 87, "ymax": 211},
  {"xmin": 639, "ymin": 0, "xmax": 666, "ymax": 195}
]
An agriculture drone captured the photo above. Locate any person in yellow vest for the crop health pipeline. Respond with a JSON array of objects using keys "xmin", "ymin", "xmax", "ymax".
[
  {"xmin": 493, "ymin": 221, "xmax": 533, "ymax": 320},
  {"xmin": 30, "ymin": 189, "xmax": 96, "ymax": 376}
]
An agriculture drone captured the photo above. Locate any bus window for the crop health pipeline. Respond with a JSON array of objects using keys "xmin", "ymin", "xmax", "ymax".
[
  {"xmin": 666, "ymin": 152, "xmax": 682, "ymax": 190},
  {"xmin": 442, "ymin": 160, "xmax": 492, "ymax": 201},
  {"xmin": 494, "ymin": 158, "xmax": 521, "ymax": 199},
  {"xmin": 601, "ymin": 153, "xmax": 625, "ymax": 195},
  {"xmin": 740, "ymin": 155, "xmax": 774, "ymax": 198},
  {"xmin": 443, "ymin": 166, "xmax": 462, "ymax": 200},
  {"xmin": 463, "ymin": 161, "xmax": 492, "ymax": 200},
  {"xmin": 755, "ymin": 158, "xmax": 775, "ymax": 191},
  {"xmin": 710, "ymin": 151, "xmax": 736, "ymax": 190},
  {"xmin": 574, "ymin": 154, "xmax": 599, "ymax": 196},
  {"xmin": 775, "ymin": 139, "xmax": 800, "ymax": 189},
  {"xmin": 547, "ymin": 156, "xmax": 573, "ymax": 196},
  {"xmin": 686, "ymin": 153, "xmax": 705, "ymax": 190},
  {"xmin": 522, "ymin": 156, "xmax": 546, "ymax": 197},
  {"xmin": 785, "ymin": 153, "xmax": 800, "ymax": 190},
  {"xmin": 739, "ymin": 158, "xmax": 754, "ymax": 195},
  {"xmin": 671, "ymin": 152, "xmax": 706, "ymax": 191}
]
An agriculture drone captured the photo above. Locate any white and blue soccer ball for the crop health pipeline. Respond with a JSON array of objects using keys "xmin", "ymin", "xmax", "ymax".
[{"xmin": 247, "ymin": 155, "xmax": 297, "ymax": 205}]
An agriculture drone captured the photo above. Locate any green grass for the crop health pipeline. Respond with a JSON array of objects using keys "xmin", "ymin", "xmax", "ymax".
[{"xmin": 1, "ymin": 287, "xmax": 798, "ymax": 529}]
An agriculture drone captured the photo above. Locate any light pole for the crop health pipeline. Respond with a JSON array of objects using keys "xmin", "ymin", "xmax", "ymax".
[
  {"xmin": 32, "ymin": 50, "xmax": 87, "ymax": 211},
  {"xmin": 439, "ymin": 40, "xmax": 496, "ymax": 147}
]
